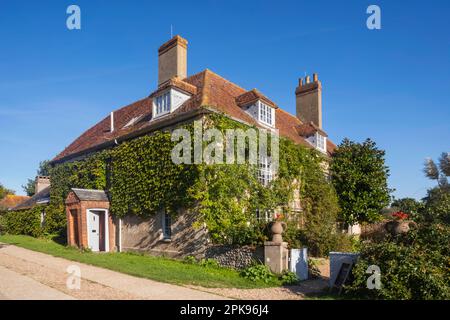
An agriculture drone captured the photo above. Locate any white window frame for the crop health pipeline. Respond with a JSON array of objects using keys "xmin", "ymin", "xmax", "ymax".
[
  {"xmin": 256, "ymin": 208, "xmax": 272, "ymax": 222},
  {"xmin": 162, "ymin": 211, "xmax": 172, "ymax": 240},
  {"xmin": 315, "ymin": 133, "xmax": 327, "ymax": 153},
  {"xmin": 258, "ymin": 155, "xmax": 273, "ymax": 186},
  {"xmin": 258, "ymin": 101, "xmax": 275, "ymax": 127},
  {"xmin": 153, "ymin": 91, "xmax": 171, "ymax": 118}
]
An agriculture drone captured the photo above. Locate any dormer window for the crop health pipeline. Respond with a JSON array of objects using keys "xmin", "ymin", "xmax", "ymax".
[
  {"xmin": 258, "ymin": 101, "xmax": 274, "ymax": 127},
  {"xmin": 236, "ymin": 90, "xmax": 277, "ymax": 128},
  {"xmin": 152, "ymin": 87, "xmax": 191, "ymax": 119},
  {"xmin": 315, "ymin": 133, "xmax": 327, "ymax": 153},
  {"xmin": 154, "ymin": 91, "xmax": 171, "ymax": 116}
]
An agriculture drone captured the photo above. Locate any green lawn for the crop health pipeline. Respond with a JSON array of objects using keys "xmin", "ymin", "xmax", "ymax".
[{"xmin": 0, "ymin": 234, "xmax": 280, "ymax": 289}]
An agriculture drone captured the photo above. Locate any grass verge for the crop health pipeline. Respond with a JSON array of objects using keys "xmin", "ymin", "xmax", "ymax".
[{"xmin": 0, "ymin": 234, "xmax": 281, "ymax": 289}]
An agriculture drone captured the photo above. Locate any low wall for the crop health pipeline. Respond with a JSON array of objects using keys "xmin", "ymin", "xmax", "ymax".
[{"xmin": 205, "ymin": 245, "xmax": 264, "ymax": 269}]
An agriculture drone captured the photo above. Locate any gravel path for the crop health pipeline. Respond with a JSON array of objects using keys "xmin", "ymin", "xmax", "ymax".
[
  {"xmin": 0, "ymin": 243, "xmax": 226, "ymax": 300},
  {"xmin": 189, "ymin": 258, "xmax": 331, "ymax": 300},
  {"xmin": 188, "ymin": 278, "xmax": 328, "ymax": 300},
  {"xmin": 0, "ymin": 242, "xmax": 330, "ymax": 300},
  {"xmin": 0, "ymin": 265, "xmax": 74, "ymax": 300}
]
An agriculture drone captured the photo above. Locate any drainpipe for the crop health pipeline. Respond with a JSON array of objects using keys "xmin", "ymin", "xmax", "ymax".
[{"xmin": 118, "ymin": 218, "xmax": 122, "ymax": 252}]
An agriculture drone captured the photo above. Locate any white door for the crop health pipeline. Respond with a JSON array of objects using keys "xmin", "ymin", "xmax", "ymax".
[{"xmin": 88, "ymin": 211, "xmax": 100, "ymax": 252}]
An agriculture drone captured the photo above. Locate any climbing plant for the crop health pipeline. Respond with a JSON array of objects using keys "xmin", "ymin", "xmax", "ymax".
[{"xmin": 18, "ymin": 111, "xmax": 343, "ymax": 249}]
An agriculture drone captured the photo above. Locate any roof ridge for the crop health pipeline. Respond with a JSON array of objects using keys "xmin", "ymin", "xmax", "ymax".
[
  {"xmin": 203, "ymin": 68, "xmax": 248, "ymax": 92},
  {"xmin": 72, "ymin": 188, "xmax": 106, "ymax": 192}
]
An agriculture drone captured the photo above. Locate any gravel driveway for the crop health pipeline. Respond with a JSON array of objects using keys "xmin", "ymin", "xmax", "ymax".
[
  {"xmin": 0, "ymin": 243, "xmax": 330, "ymax": 300},
  {"xmin": 0, "ymin": 243, "xmax": 226, "ymax": 300}
]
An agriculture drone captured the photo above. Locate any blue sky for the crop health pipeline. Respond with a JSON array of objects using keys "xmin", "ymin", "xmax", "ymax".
[{"xmin": 0, "ymin": 0, "xmax": 449, "ymax": 199}]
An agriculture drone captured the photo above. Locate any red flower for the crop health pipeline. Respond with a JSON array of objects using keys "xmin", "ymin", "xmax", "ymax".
[
  {"xmin": 392, "ymin": 211, "xmax": 409, "ymax": 220},
  {"xmin": 274, "ymin": 213, "xmax": 284, "ymax": 221}
]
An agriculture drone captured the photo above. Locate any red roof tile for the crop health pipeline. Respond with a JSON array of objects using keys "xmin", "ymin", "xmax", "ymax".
[
  {"xmin": 236, "ymin": 89, "xmax": 278, "ymax": 109},
  {"xmin": 52, "ymin": 69, "xmax": 335, "ymax": 162},
  {"xmin": 0, "ymin": 195, "xmax": 30, "ymax": 210}
]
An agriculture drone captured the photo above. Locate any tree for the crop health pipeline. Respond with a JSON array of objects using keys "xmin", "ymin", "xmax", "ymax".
[
  {"xmin": 0, "ymin": 182, "xmax": 14, "ymax": 200},
  {"xmin": 421, "ymin": 152, "xmax": 450, "ymax": 224},
  {"xmin": 391, "ymin": 197, "xmax": 424, "ymax": 221},
  {"xmin": 22, "ymin": 160, "xmax": 51, "ymax": 196},
  {"xmin": 424, "ymin": 152, "xmax": 450, "ymax": 188},
  {"xmin": 330, "ymin": 138, "xmax": 391, "ymax": 225}
]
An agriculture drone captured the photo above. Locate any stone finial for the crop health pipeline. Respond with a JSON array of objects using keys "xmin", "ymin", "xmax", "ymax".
[{"xmin": 270, "ymin": 221, "xmax": 285, "ymax": 243}]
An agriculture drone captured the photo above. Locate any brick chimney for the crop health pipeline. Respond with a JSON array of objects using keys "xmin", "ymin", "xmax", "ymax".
[
  {"xmin": 158, "ymin": 35, "xmax": 188, "ymax": 86},
  {"xmin": 295, "ymin": 73, "xmax": 322, "ymax": 129},
  {"xmin": 35, "ymin": 176, "xmax": 50, "ymax": 194}
]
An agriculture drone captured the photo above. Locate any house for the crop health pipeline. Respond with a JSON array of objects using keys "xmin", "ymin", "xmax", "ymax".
[
  {"xmin": 31, "ymin": 36, "xmax": 337, "ymax": 258},
  {"xmin": 13, "ymin": 176, "xmax": 50, "ymax": 211},
  {"xmin": 0, "ymin": 195, "xmax": 30, "ymax": 211}
]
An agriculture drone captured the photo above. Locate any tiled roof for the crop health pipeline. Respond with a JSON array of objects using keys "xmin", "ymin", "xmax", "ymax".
[
  {"xmin": 296, "ymin": 122, "xmax": 328, "ymax": 138},
  {"xmin": 71, "ymin": 188, "xmax": 109, "ymax": 202},
  {"xmin": 13, "ymin": 186, "xmax": 50, "ymax": 211},
  {"xmin": 236, "ymin": 89, "xmax": 278, "ymax": 109},
  {"xmin": 52, "ymin": 69, "xmax": 335, "ymax": 162},
  {"xmin": 150, "ymin": 76, "xmax": 198, "ymax": 97},
  {"xmin": 0, "ymin": 195, "xmax": 30, "ymax": 210}
]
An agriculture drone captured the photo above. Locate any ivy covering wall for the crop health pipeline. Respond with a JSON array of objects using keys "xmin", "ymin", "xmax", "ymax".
[{"xmin": 4, "ymin": 112, "xmax": 346, "ymax": 253}]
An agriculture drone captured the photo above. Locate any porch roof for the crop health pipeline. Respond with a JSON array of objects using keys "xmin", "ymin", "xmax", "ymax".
[{"xmin": 71, "ymin": 188, "xmax": 109, "ymax": 202}]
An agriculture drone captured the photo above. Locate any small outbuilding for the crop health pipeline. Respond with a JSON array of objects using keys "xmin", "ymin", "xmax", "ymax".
[{"xmin": 65, "ymin": 188, "xmax": 114, "ymax": 252}]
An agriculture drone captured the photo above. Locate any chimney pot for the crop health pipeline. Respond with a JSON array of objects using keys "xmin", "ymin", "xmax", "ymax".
[
  {"xmin": 35, "ymin": 176, "xmax": 50, "ymax": 195},
  {"xmin": 313, "ymin": 73, "xmax": 318, "ymax": 82},
  {"xmin": 295, "ymin": 73, "xmax": 322, "ymax": 129}
]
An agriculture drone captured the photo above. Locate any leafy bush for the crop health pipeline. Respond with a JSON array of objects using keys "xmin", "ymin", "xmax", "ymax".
[
  {"xmin": 280, "ymin": 271, "xmax": 299, "ymax": 285},
  {"xmin": 344, "ymin": 224, "xmax": 450, "ymax": 300},
  {"xmin": 183, "ymin": 256, "xmax": 221, "ymax": 268},
  {"xmin": 43, "ymin": 205, "xmax": 67, "ymax": 241},
  {"xmin": 199, "ymin": 258, "xmax": 220, "ymax": 268},
  {"xmin": 240, "ymin": 264, "xmax": 276, "ymax": 283},
  {"xmin": 308, "ymin": 259, "xmax": 322, "ymax": 279},
  {"xmin": 0, "ymin": 205, "xmax": 66, "ymax": 241},
  {"xmin": 421, "ymin": 187, "xmax": 450, "ymax": 225},
  {"xmin": 183, "ymin": 256, "xmax": 197, "ymax": 264},
  {"xmin": 2, "ymin": 207, "xmax": 43, "ymax": 237}
]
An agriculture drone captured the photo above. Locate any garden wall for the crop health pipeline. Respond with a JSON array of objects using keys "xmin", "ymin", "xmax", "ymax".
[{"xmin": 205, "ymin": 245, "xmax": 264, "ymax": 269}]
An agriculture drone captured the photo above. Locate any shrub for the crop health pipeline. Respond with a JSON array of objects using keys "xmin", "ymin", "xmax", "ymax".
[
  {"xmin": 280, "ymin": 271, "xmax": 299, "ymax": 285},
  {"xmin": 344, "ymin": 224, "xmax": 450, "ymax": 300},
  {"xmin": 421, "ymin": 187, "xmax": 450, "ymax": 225},
  {"xmin": 240, "ymin": 264, "xmax": 276, "ymax": 283},
  {"xmin": 199, "ymin": 258, "xmax": 220, "ymax": 268},
  {"xmin": 308, "ymin": 259, "xmax": 322, "ymax": 279},
  {"xmin": 183, "ymin": 256, "xmax": 197, "ymax": 264},
  {"xmin": 2, "ymin": 207, "xmax": 43, "ymax": 237},
  {"xmin": 42, "ymin": 205, "xmax": 67, "ymax": 241}
]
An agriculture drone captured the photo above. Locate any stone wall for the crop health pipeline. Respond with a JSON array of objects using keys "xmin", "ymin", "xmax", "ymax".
[
  {"xmin": 120, "ymin": 208, "xmax": 209, "ymax": 258},
  {"xmin": 205, "ymin": 245, "xmax": 264, "ymax": 269}
]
